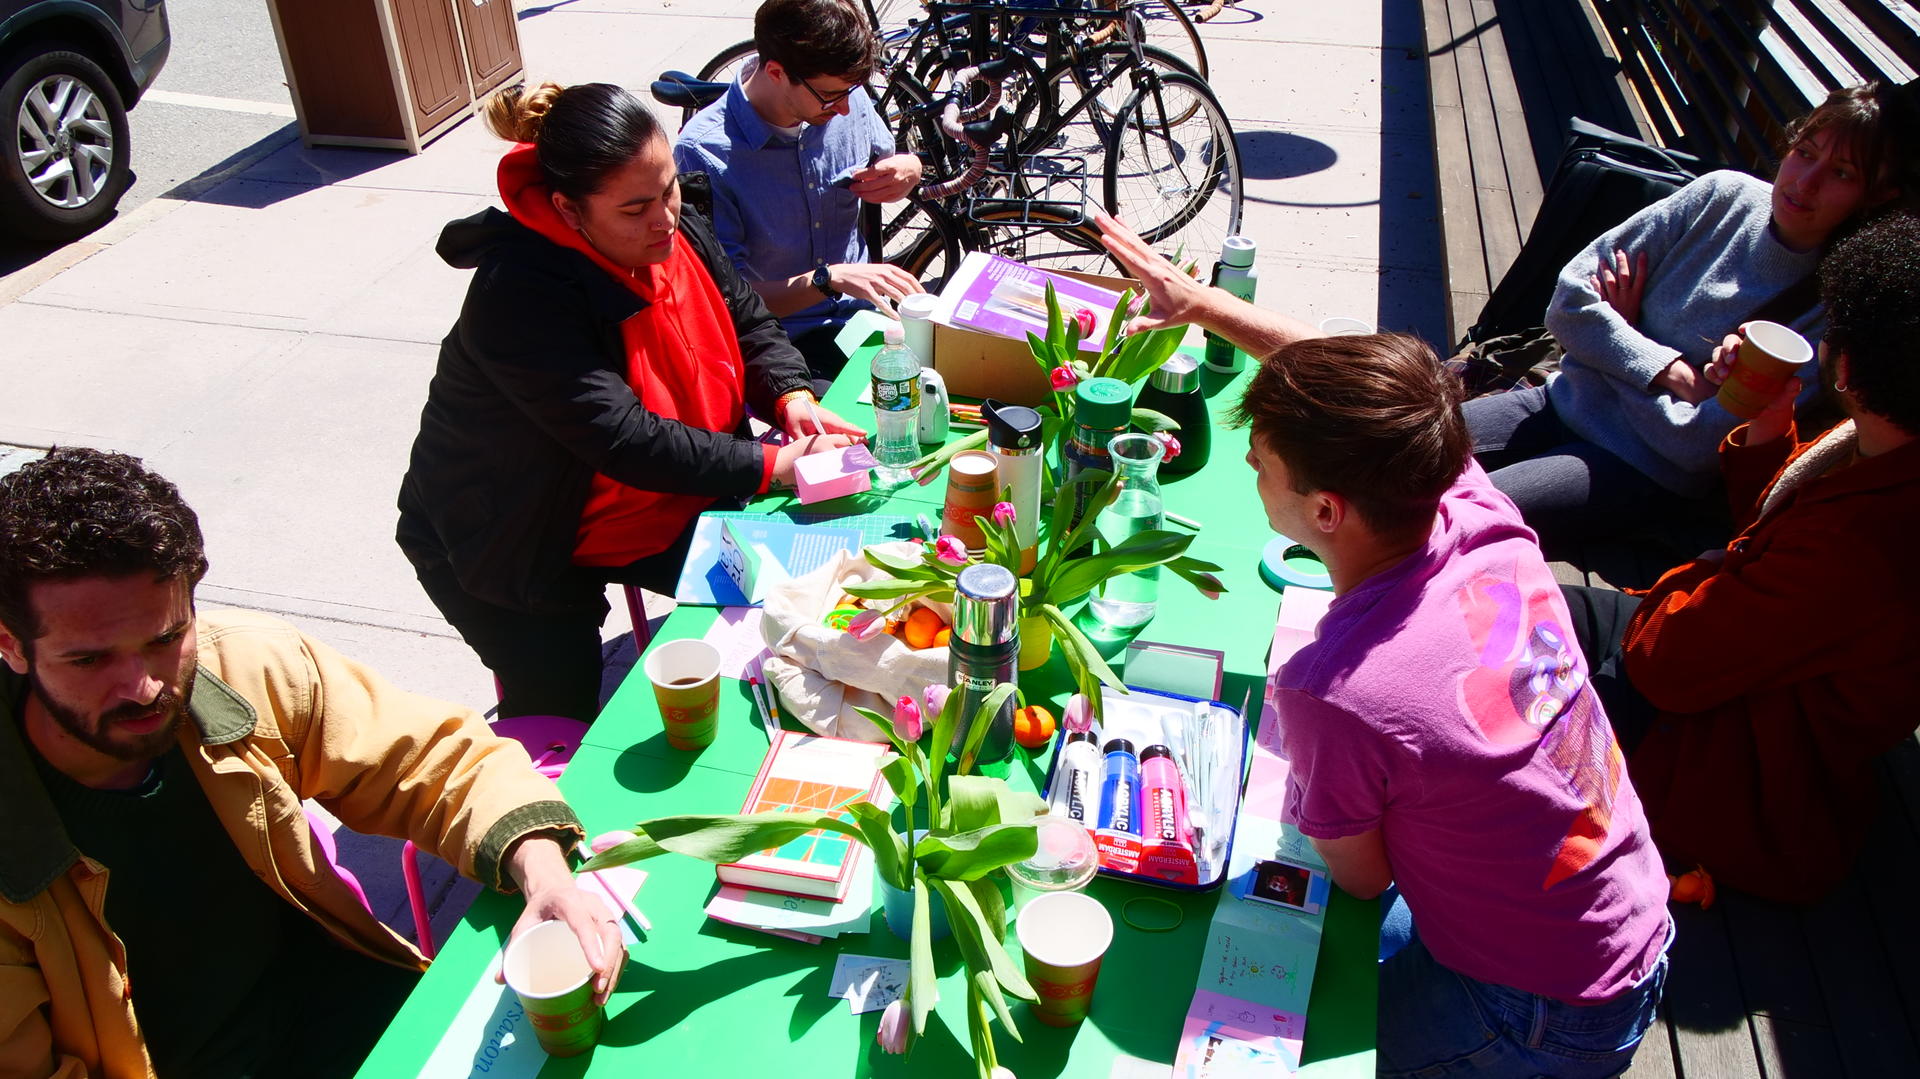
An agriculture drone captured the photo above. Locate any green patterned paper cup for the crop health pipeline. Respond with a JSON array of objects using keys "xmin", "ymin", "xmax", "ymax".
[
  {"xmin": 1016, "ymin": 891, "xmax": 1114, "ymax": 1026},
  {"xmin": 643, "ymin": 638, "xmax": 722, "ymax": 750},
  {"xmin": 502, "ymin": 920, "xmax": 603, "ymax": 1057}
]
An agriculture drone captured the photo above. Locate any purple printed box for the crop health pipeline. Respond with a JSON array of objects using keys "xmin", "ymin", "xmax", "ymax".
[{"xmin": 940, "ymin": 252, "xmax": 1123, "ymax": 352}]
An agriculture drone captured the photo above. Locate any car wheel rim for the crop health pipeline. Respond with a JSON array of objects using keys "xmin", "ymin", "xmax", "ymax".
[{"xmin": 16, "ymin": 73, "xmax": 115, "ymax": 210}]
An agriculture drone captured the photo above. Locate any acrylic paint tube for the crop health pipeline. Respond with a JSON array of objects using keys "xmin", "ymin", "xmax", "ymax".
[
  {"xmin": 1139, "ymin": 745, "xmax": 1195, "ymax": 850},
  {"xmin": 1048, "ymin": 731, "xmax": 1102, "ymax": 825},
  {"xmin": 1097, "ymin": 739, "xmax": 1142, "ymax": 836}
]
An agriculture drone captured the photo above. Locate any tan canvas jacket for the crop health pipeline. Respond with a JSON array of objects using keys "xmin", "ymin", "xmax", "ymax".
[{"xmin": 0, "ymin": 610, "xmax": 583, "ymax": 1078}]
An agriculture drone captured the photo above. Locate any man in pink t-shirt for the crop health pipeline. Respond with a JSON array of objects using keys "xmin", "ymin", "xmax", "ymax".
[
  {"xmin": 1236, "ymin": 333, "xmax": 1671, "ymax": 1076},
  {"xmin": 1095, "ymin": 210, "xmax": 1672, "ymax": 1077}
]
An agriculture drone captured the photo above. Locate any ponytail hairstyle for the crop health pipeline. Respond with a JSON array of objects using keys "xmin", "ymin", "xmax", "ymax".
[{"xmin": 482, "ymin": 81, "xmax": 664, "ymax": 200}]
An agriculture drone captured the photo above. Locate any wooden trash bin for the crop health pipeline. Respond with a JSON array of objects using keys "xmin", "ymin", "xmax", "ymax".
[{"xmin": 265, "ymin": 0, "xmax": 523, "ymax": 153}]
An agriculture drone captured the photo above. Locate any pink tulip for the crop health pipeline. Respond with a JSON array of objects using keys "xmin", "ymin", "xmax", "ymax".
[
  {"xmin": 1049, "ymin": 365, "xmax": 1080, "ymax": 392},
  {"xmin": 1070, "ymin": 307, "xmax": 1097, "ymax": 338},
  {"xmin": 876, "ymin": 999, "xmax": 911, "ymax": 1053},
  {"xmin": 589, "ymin": 830, "xmax": 638, "ymax": 854},
  {"xmin": 933, "ymin": 536, "xmax": 968, "ymax": 564},
  {"xmin": 923, "ymin": 683, "xmax": 950, "ymax": 721},
  {"xmin": 992, "ymin": 1068, "xmax": 1018, "ymax": 1079},
  {"xmin": 1062, "ymin": 694, "xmax": 1094, "ymax": 734},
  {"xmin": 893, "ymin": 695, "xmax": 924, "ymax": 741},
  {"xmin": 847, "ymin": 610, "xmax": 887, "ymax": 641},
  {"xmin": 1152, "ymin": 431, "xmax": 1182, "ymax": 462},
  {"xmin": 990, "ymin": 501, "xmax": 1016, "ymax": 528}
]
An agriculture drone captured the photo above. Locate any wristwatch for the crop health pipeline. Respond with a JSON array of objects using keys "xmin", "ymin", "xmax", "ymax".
[{"xmin": 811, "ymin": 265, "xmax": 838, "ymax": 298}]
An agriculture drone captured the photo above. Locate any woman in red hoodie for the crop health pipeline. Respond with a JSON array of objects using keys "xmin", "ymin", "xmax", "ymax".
[
  {"xmin": 1563, "ymin": 212, "xmax": 1920, "ymax": 904},
  {"xmin": 397, "ymin": 82, "xmax": 865, "ymax": 721}
]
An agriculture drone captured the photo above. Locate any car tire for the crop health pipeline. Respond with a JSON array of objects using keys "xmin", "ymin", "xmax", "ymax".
[{"xmin": 0, "ymin": 46, "xmax": 133, "ymax": 242}]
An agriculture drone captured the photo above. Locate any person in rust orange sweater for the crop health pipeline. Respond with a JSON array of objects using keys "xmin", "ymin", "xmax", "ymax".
[
  {"xmin": 398, "ymin": 82, "xmax": 867, "ymax": 722},
  {"xmin": 1563, "ymin": 212, "xmax": 1920, "ymax": 904}
]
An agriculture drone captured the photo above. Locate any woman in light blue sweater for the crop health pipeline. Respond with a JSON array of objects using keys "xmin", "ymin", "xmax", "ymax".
[{"xmin": 1463, "ymin": 82, "xmax": 1917, "ymax": 557}]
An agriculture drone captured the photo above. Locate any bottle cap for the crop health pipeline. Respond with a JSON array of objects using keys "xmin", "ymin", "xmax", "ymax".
[
  {"xmin": 982, "ymin": 400, "xmax": 1045, "ymax": 451},
  {"xmin": 1148, "ymin": 354, "xmax": 1200, "ymax": 394},
  {"xmin": 1219, "ymin": 235, "xmax": 1256, "ymax": 269},
  {"xmin": 1103, "ymin": 738, "xmax": 1135, "ymax": 756},
  {"xmin": 1074, "ymin": 377, "xmax": 1133, "ymax": 429},
  {"xmin": 952, "ymin": 563, "xmax": 1018, "ymax": 645},
  {"xmin": 883, "ymin": 323, "xmax": 905, "ymax": 344},
  {"xmin": 897, "ymin": 293, "xmax": 938, "ymax": 320},
  {"xmin": 1141, "ymin": 744, "xmax": 1174, "ymax": 762},
  {"xmin": 1066, "ymin": 730, "xmax": 1099, "ymax": 746}
]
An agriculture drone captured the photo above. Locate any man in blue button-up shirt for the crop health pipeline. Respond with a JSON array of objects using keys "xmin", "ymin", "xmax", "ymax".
[{"xmin": 675, "ymin": 0, "xmax": 926, "ymax": 383}]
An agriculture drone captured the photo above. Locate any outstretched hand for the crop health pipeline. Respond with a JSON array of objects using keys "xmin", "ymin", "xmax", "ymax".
[
  {"xmin": 778, "ymin": 395, "xmax": 867, "ymax": 440},
  {"xmin": 496, "ymin": 838, "xmax": 625, "ymax": 1006},
  {"xmin": 1093, "ymin": 211, "xmax": 1210, "ymax": 334}
]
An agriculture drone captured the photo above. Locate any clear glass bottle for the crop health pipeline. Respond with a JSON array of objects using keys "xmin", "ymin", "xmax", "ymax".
[{"xmin": 1091, "ymin": 433, "xmax": 1166, "ymax": 629}]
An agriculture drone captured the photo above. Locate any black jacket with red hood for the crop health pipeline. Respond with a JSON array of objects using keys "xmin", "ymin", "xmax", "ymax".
[{"xmin": 396, "ymin": 192, "xmax": 812, "ymax": 617}]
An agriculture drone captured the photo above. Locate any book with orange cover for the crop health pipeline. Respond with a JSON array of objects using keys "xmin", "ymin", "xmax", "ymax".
[{"xmin": 717, "ymin": 730, "xmax": 893, "ymax": 901}]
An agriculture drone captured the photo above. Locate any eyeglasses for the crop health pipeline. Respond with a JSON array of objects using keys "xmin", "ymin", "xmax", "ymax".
[{"xmin": 797, "ymin": 76, "xmax": 862, "ymax": 110}]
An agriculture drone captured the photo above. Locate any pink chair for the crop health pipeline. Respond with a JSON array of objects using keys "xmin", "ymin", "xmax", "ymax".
[
  {"xmin": 400, "ymin": 713, "xmax": 589, "ymax": 958},
  {"xmin": 306, "ymin": 806, "xmax": 372, "ymax": 914}
]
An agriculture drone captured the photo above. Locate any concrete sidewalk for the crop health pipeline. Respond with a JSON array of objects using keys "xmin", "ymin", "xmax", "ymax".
[{"xmin": 0, "ymin": 0, "xmax": 1439, "ymax": 942}]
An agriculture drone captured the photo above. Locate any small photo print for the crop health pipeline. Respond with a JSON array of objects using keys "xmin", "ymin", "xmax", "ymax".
[{"xmin": 1243, "ymin": 858, "xmax": 1325, "ymax": 915}]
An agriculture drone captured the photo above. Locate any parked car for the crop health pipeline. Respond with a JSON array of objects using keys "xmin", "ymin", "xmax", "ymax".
[{"xmin": 0, "ymin": 0, "xmax": 169, "ymax": 241}]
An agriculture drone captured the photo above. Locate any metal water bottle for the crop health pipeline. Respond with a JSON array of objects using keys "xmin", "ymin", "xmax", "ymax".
[
  {"xmin": 983, "ymin": 400, "xmax": 1044, "ymax": 573},
  {"xmin": 948, "ymin": 563, "xmax": 1019, "ymax": 766},
  {"xmin": 1203, "ymin": 237, "xmax": 1258, "ymax": 374}
]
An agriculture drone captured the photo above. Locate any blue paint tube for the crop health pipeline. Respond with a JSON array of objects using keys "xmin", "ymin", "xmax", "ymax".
[{"xmin": 1097, "ymin": 738, "xmax": 1142, "ymax": 836}]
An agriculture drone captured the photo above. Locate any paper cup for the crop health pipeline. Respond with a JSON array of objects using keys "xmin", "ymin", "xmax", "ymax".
[
  {"xmin": 941, "ymin": 450, "xmax": 999, "ymax": 552},
  {"xmin": 1717, "ymin": 320, "xmax": 1813, "ymax": 419},
  {"xmin": 502, "ymin": 920, "xmax": 603, "ymax": 1057},
  {"xmin": 1317, "ymin": 316, "xmax": 1375, "ymax": 336},
  {"xmin": 1016, "ymin": 890, "xmax": 1113, "ymax": 1026},
  {"xmin": 643, "ymin": 638, "xmax": 722, "ymax": 749}
]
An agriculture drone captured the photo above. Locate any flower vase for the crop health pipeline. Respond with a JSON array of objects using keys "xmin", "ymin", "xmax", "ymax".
[
  {"xmin": 877, "ymin": 871, "xmax": 950, "ymax": 941},
  {"xmin": 1017, "ymin": 611, "xmax": 1054, "ymax": 671}
]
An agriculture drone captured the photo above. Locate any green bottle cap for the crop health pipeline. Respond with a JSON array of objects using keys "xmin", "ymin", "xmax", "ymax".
[{"xmin": 1073, "ymin": 377, "xmax": 1133, "ymax": 429}]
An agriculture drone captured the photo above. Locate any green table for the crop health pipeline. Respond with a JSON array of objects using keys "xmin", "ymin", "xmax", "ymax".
[{"xmin": 358, "ymin": 350, "xmax": 1377, "ymax": 1077}]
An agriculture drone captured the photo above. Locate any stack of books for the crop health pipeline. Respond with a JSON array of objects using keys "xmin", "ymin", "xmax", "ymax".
[{"xmin": 704, "ymin": 730, "xmax": 893, "ymax": 943}]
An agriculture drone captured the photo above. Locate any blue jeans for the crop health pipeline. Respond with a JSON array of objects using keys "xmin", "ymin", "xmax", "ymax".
[
  {"xmin": 1461, "ymin": 385, "xmax": 1702, "ymax": 561},
  {"xmin": 1376, "ymin": 893, "xmax": 1671, "ymax": 1078}
]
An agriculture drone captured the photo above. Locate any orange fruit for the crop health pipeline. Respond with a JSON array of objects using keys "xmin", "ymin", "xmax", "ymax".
[
  {"xmin": 903, "ymin": 607, "xmax": 945, "ymax": 649},
  {"xmin": 1012, "ymin": 705, "xmax": 1057, "ymax": 748},
  {"xmin": 932, "ymin": 627, "xmax": 951, "ymax": 647}
]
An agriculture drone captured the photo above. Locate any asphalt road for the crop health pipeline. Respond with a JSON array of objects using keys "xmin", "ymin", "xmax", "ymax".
[{"xmin": 1, "ymin": 0, "xmax": 302, "ymax": 279}]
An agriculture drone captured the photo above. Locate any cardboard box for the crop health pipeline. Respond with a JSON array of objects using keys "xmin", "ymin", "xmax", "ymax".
[{"xmin": 927, "ymin": 253, "xmax": 1139, "ymax": 406}]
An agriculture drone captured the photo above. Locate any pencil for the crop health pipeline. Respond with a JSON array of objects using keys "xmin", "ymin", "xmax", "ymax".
[
  {"xmin": 748, "ymin": 675, "xmax": 777, "ymax": 741},
  {"xmin": 587, "ymin": 869, "xmax": 652, "ymax": 932},
  {"xmin": 1165, "ymin": 511, "xmax": 1201, "ymax": 530}
]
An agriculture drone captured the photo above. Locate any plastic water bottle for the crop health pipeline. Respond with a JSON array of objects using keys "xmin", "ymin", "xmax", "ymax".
[
  {"xmin": 870, "ymin": 323, "xmax": 921, "ymax": 485},
  {"xmin": 1091, "ymin": 432, "xmax": 1166, "ymax": 630}
]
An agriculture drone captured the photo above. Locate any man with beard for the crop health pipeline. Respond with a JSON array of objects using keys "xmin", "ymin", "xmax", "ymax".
[
  {"xmin": 0, "ymin": 448, "xmax": 623, "ymax": 1078},
  {"xmin": 1562, "ymin": 211, "xmax": 1920, "ymax": 906}
]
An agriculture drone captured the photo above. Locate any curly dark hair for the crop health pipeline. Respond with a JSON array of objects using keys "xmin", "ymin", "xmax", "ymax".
[
  {"xmin": 0, "ymin": 447, "xmax": 208, "ymax": 643},
  {"xmin": 755, "ymin": 0, "xmax": 880, "ymax": 83},
  {"xmin": 1820, "ymin": 211, "xmax": 1920, "ymax": 435},
  {"xmin": 1229, "ymin": 333, "xmax": 1470, "ymax": 544}
]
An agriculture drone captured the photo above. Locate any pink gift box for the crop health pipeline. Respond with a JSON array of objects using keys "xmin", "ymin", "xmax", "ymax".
[{"xmin": 793, "ymin": 444, "xmax": 878, "ymax": 504}]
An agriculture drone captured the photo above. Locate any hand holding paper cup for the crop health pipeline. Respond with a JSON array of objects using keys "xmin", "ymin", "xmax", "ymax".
[
  {"xmin": 1016, "ymin": 890, "xmax": 1114, "ymax": 1026},
  {"xmin": 502, "ymin": 920, "xmax": 605, "ymax": 1057},
  {"xmin": 1716, "ymin": 320, "xmax": 1813, "ymax": 419},
  {"xmin": 644, "ymin": 638, "xmax": 722, "ymax": 750}
]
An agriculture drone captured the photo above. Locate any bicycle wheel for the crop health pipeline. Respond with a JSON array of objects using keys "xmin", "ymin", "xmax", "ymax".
[
  {"xmin": 1103, "ymin": 70, "xmax": 1242, "ymax": 261},
  {"xmin": 1125, "ymin": 0, "xmax": 1208, "ymax": 83},
  {"xmin": 686, "ymin": 40, "xmax": 758, "ymax": 125},
  {"xmin": 885, "ymin": 197, "xmax": 967, "ymax": 291},
  {"xmin": 1043, "ymin": 43, "xmax": 1203, "ymax": 170}
]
